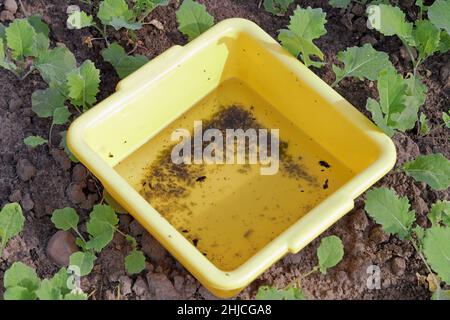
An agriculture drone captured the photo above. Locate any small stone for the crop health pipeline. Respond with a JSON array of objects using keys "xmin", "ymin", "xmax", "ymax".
[
  {"xmin": 16, "ymin": 159, "xmax": 36, "ymax": 181},
  {"xmin": 132, "ymin": 276, "xmax": 149, "ymax": 297},
  {"xmin": 66, "ymin": 183, "xmax": 86, "ymax": 204},
  {"xmin": 51, "ymin": 148, "xmax": 72, "ymax": 171},
  {"xmin": 46, "ymin": 230, "xmax": 79, "ymax": 266},
  {"xmin": 369, "ymin": 225, "xmax": 390, "ymax": 244},
  {"xmin": 141, "ymin": 232, "xmax": 168, "ymax": 264},
  {"xmin": 348, "ymin": 209, "xmax": 369, "ymax": 231},
  {"xmin": 119, "ymin": 275, "xmax": 133, "ymax": 296},
  {"xmin": 9, "ymin": 189, "xmax": 22, "ymax": 203},
  {"xmin": 21, "ymin": 193, "xmax": 34, "ymax": 211},
  {"xmin": 129, "ymin": 220, "xmax": 146, "ymax": 237},
  {"xmin": 72, "ymin": 164, "xmax": 88, "ymax": 183},
  {"xmin": 8, "ymin": 96, "xmax": 23, "ymax": 111},
  {"xmin": 149, "ymin": 19, "xmax": 164, "ymax": 30},
  {"xmin": 0, "ymin": 10, "xmax": 14, "ymax": 22},
  {"xmin": 146, "ymin": 272, "xmax": 181, "ymax": 300},
  {"xmin": 4, "ymin": 0, "xmax": 18, "ymax": 14},
  {"xmin": 390, "ymin": 257, "xmax": 406, "ymax": 276}
]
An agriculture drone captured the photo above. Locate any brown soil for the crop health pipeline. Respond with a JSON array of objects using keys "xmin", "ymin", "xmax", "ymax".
[{"xmin": 0, "ymin": 0, "xmax": 448, "ymax": 300}]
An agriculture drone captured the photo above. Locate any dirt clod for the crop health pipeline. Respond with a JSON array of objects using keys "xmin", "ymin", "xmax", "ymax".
[
  {"xmin": 369, "ymin": 225, "xmax": 390, "ymax": 245},
  {"xmin": 66, "ymin": 183, "xmax": 86, "ymax": 204},
  {"xmin": 21, "ymin": 192, "xmax": 34, "ymax": 211},
  {"xmin": 51, "ymin": 148, "xmax": 72, "ymax": 171},
  {"xmin": 46, "ymin": 230, "xmax": 79, "ymax": 266},
  {"xmin": 72, "ymin": 164, "xmax": 88, "ymax": 183},
  {"xmin": 141, "ymin": 233, "xmax": 168, "ymax": 265},
  {"xmin": 390, "ymin": 257, "xmax": 407, "ymax": 276},
  {"xmin": 147, "ymin": 272, "xmax": 181, "ymax": 300},
  {"xmin": 132, "ymin": 276, "xmax": 149, "ymax": 298},
  {"xmin": 8, "ymin": 96, "xmax": 23, "ymax": 111},
  {"xmin": 16, "ymin": 159, "xmax": 36, "ymax": 182}
]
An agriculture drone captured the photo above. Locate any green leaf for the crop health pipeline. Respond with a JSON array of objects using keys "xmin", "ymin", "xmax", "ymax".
[
  {"xmin": 366, "ymin": 98, "xmax": 395, "ymax": 136},
  {"xmin": 4, "ymin": 262, "xmax": 40, "ymax": 299},
  {"xmin": 98, "ymin": 0, "xmax": 139, "ymax": 30},
  {"xmin": 0, "ymin": 38, "xmax": 17, "ymax": 72},
  {"xmin": 0, "ymin": 23, "xmax": 6, "ymax": 39},
  {"xmin": 33, "ymin": 33, "xmax": 50, "ymax": 57},
  {"xmin": 101, "ymin": 43, "xmax": 148, "ymax": 79},
  {"xmin": 66, "ymin": 60, "xmax": 100, "ymax": 110},
  {"xmin": 263, "ymin": 0, "xmax": 294, "ymax": 15},
  {"xmin": 428, "ymin": 200, "xmax": 450, "ymax": 227},
  {"xmin": 419, "ymin": 113, "xmax": 430, "ymax": 135},
  {"xmin": 423, "ymin": 227, "xmax": 450, "ymax": 284},
  {"xmin": 75, "ymin": 237, "xmax": 87, "ymax": 251},
  {"xmin": 125, "ymin": 250, "xmax": 146, "ymax": 274},
  {"xmin": 36, "ymin": 47, "xmax": 77, "ymax": 88},
  {"xmin": 389, "ymin": 73, "xmax": 426, "ymax": 132},
  {"xmin": 0, "ymin": 203, "xmax": 25, "ymax": 249},
  {"xmin": 51, "ymin": 208, "xmax": 79, "ymax": 231},
  {"xmin": 332, "ymin": 44, "xmax": 393, "ymax": 85},
  {"xmin": 256, "ymin": 286, "xmax": 305, "ymax": 300},
  {"xmin": 135, "ymin": 0, "xmax": 170, "ymax": 16},
  {"xmin": 24, "ymin": 135, "xmax": 48, "ymax": 148},
  {"xmin": 52, "ymin": 106, "xmax": 71, "ymax": 125},
  {"xmin": 31, "ymin": 87, "xmax": 67, "ymax": 118},
  {"xmin": 67, "ymin": 11, "xmax": 94, "ymax": 29},
  {"xmin": 364, "ymin": 187, "xmax": 416, "ymax": 239},
  {"xmin": 103, "ymin": 189, "xmax": 128, "ymax": 214},
  {"xmin": 86, "ymin": 205, "xmax": 118, "ymax": 252},
  {"xmin": 64, "ymin": 292, "xmax": 88, "ymax": 300},
  {"xmin": 438, "ymin": 31, "xmax": 450, "ymax": 53},
  {"xmin": 443, "ymin": 111, "xmax": 450, "ymax": 128},
  {"xmin": 428, "ymin": 0, "xmax": 450, "ymax": 35},
  {"xmin": 316, "ymin": 235, "xmax": 344, "ymax": 274},
  {"xmin": 403, "ymin": 154, "xmax": 450, "ymax": 190},
  {"xmin": 367, "ymin": 4, "xmax": 413, "ymax": 43},
  {"xmin": 413, "ymin": 20, "xmax": 441, "ymax": 60},
  {"xmin": 36, "ymin": 268, "xmax": 70, "ymax": 300},
  {"xmin": 5, "ymin": 19, "xmax": 37, "ymax": 59},
  {"xmin": 125, "ymin": 235, "xmax": 138, "ymax": 249},
  {"xmin": 4, "ymin": 286, "xmax": 37, "ymax": 300},
  {"xmin": 329, "ymin": 0, "xmax": 351, "ymax": 9},
  {"xmin": 413, "ymin": 225, "xmax": 425, "ymax": 242},
  {"xmin": 176, "ymin": 0, "xmax": 214, "ymax": 41},
  {"xmin": 69, "ymin": 251, "xmax": 95, "ymax": 277},
  {"xmin": 27, "ymin": 15, "xmax": 50, "ymax": 36},
  {"xmin": 278, "ymin": 6, "xmax": 327, "ymax": 68},
  {"xmin": 59, "ymin": 131, "xmax": 79, "ymax": 163}
]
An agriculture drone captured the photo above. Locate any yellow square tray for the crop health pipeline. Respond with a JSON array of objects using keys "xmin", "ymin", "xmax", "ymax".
[{"xmin": 68, "ymin": 18, "xmax": 396, "ymax": 298}]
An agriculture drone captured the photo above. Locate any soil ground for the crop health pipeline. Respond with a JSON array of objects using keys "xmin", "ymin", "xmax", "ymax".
[{"xmin": 0, "ymin": 0, "xmax": 448, "ymax": 300}]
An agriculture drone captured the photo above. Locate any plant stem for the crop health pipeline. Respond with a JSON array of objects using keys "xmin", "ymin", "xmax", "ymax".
[
  {"xmin": 73, "ymin": 227, "xmax": 87, "ymax": 244},
  {"xmin": 48, "ymin": 123, "xmax": 54, "ymax": 146},
  {"xmin": 20, "ymin": 66, "xmax": 35, "ymax": 81},
  {"xmin": 302, "ymin": 266, "xmax": 319, "ymax": 279},
  {"xmin": 409, "ymin": 235, "xmax": 441, "ymax": 291}
]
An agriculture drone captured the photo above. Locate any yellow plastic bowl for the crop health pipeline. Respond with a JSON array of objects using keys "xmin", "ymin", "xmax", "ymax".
[{"xmin": 68, "ymin": 18, "xmax": 396, "ymax": 298}]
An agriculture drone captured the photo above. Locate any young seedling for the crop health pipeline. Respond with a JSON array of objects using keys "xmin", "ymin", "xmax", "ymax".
[
  {"xmin": 367, "ymin": 3, "xmax": 449, "ymax": 75},
  {"xmin": 256, "ymin": 235, "xmax": 344, "ymax": 300},
  {"xmin": 51, "ymin": 205, "xmax": 146, "ymax": 277},
  {"xmin": 419, "ymin": 113, "xmax": 430, "ymax": 135},
  {"xmin": 0, "ymin": 16, "xmax": 50, "ymax": 80},
  {"xmin": 364, "ymin": 187, "xmax": 450, "ymax": 299},
  {"xmin": 0, "ymin": 203, "xmax": 25, "ymax": 259},
  {"xmin": 278, "ymin": 6, "xmax": 327, "ymax": 68},
  {"xmin": 176, "ymin": 0, "xmax": 214, "ymax": 41},
  {"xmin": 365, "ymin": 67, "xmax": 427, "ymax": 137},
  {"xmin": 263, "ymin": 0, "xmax": 294, "ymax": 16},
  {"xmin": 3, "ymin": 262, "xmax": 87, "ymax": 300}
]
